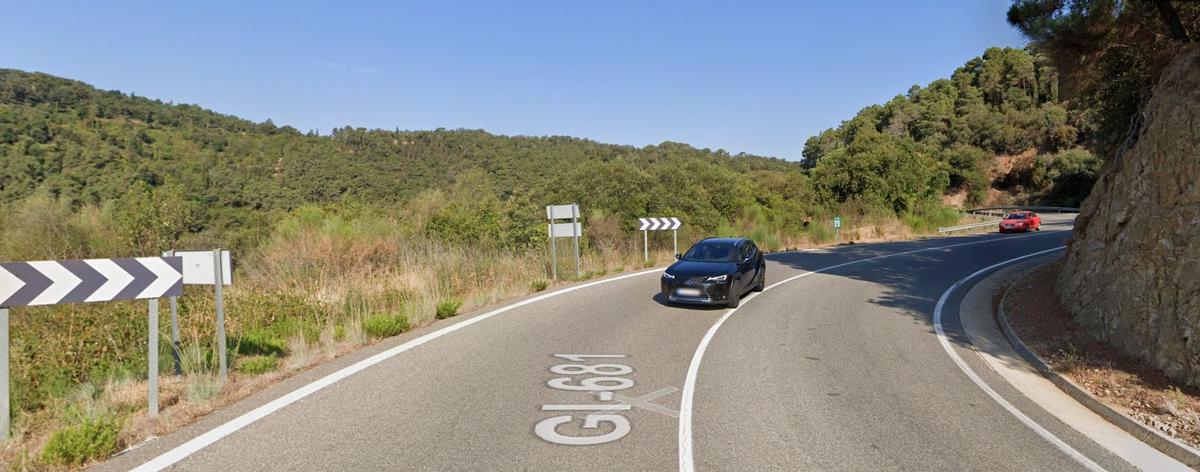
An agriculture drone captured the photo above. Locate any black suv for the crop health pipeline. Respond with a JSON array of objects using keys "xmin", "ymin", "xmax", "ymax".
[{"xmin": 660, "ymin": 237, "xmax": 765, "ymax": 308}]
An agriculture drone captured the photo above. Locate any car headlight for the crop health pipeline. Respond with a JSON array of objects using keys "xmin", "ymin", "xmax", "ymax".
[
  {"xmin": 705, "ymin": 274, "xmax": 728, "ymax": 282},
  {"xmin": 662, "ymin": 272, "xmax": 675, "ymax": 279}
]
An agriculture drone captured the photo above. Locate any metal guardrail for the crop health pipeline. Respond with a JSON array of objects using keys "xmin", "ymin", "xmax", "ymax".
[
  {"xmin": 964, "ymin": 206, "xmax": 1080, "ymax": 215},
  {"xmin": 938, "ymin": 220, "xmax": 1001, "ymax": 233},
  {"xmin": 940, "ymin": 206, "xmax": 1080, "ymax": 233}
]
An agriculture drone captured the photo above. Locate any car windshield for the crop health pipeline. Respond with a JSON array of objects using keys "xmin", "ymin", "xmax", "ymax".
[
  {"xmin": 683, "ymin": 242, "xmax": 738, "ymax": 262},
  {"xmin": 1004, "ymin": 213, "xmax": 1028, "ymax": 219}
]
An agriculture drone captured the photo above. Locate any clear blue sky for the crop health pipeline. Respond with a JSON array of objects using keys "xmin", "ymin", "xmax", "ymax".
[{"xmin": 2, "ymin": 1, "xmax": 1025, "ymax": 160}]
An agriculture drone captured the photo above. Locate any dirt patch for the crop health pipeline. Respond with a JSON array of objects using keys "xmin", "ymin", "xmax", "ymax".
[{"xmin": 1003, "ymin": 261, "xmax": 1200, "ymax": 447}]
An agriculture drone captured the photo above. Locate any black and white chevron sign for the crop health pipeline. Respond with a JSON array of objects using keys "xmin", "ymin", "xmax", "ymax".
[
  {"xmin": 638, "ymin": 217, "xmax": 681, "ymax": 231},
  {"xmin": 0, "ymin": 257, "xmax": 183, "ymax": 308}
]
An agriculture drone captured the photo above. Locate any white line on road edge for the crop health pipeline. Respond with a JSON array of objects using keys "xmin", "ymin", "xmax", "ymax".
[
  {"xmin": 131, "ymin": 267, "xmax": 666, "ymax": 472},
  {"xmin": 932, "ymin": 246, "xmax": 1106, "ymax": 472},
  {"xmin": 678, "ymin": 230, "xmax": 1067, "ymax": 472}
]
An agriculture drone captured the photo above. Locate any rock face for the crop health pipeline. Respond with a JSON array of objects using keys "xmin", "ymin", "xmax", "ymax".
[{"xmin": 1057, "ymin": 45, "xmax": 1200, "ymax": 385}]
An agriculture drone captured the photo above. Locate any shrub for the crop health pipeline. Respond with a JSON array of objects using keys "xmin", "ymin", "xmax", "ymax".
[
  {"xmin": 41, "ymin": 415, "xmax": 122, "ymax": 465},
  {"xmin": 235, "ymin": 329, "xmax": 288, "ymax": 357},
  {"xmin": 237, "ymin": 355, "xmax": 279, "ymax": 375},
  {"xmin": 530, "ymin": 279, "xmax": 548, "ymax": 292},
  {"xmin": 435, "ymin": 298, "xmax": 463, "ymax": 320},
  {"xmin": 901, "ymin": 204, "xmax": 962, "ymax": 233},
  {"xmin": 363, "ymin": 313, "xmax": 410, "ymax": 338}
]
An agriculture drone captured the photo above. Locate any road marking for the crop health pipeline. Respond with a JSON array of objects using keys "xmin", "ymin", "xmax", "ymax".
[
  {"xmin": 131, "ymin": 269, "xmax": 665, "ymax": 471},
  {"xmin": 932, "ymin": 246, "xmax": 1106, "ymax": 472},
  {"xmin": 678, "ymin": 229, "xmax": 1069, "ymax": 472},
  {"xmin": 539, "ymin": 355, "xmax": 637, "ymax": 445},
  {"xmin": 606, "ymin": 387, "xmax": 681, "ymax": 418}
]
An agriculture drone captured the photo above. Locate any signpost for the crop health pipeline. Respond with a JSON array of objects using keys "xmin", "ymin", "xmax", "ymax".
[
  {"xmin": 546, "ymin": 204, "xmax": 582, "ymax": 279},
  {"xmin": 0, "ymin": 256, "xmax": 184, "ymax": 437},
  {"xmin": 834, "ymin": 216, "xmax": 842, "ymax": 244},
  {"xmin": 165, "ymin": 250, "xmax": 233, "ymax": 380},
  {"xmin": 638, "ymin": 217, "xmax": 682, "ymax": 263}
]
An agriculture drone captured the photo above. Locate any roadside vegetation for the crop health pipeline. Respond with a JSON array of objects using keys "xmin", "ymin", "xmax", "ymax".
[{"xmin": 0, "ymin": 44, "xmax": 1107, "ymax": 468}]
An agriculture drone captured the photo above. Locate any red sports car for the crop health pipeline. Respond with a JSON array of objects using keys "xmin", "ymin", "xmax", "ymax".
[{"xmin": 999, "ymin": 211, "xmax": 1041, "ymax": 233}]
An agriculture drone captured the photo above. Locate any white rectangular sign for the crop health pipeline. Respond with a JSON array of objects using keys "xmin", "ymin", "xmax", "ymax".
[
  {"xmin": 171, "ymin": 250, "xmax": 232, "ymax": 286},
  {"xmin": 546, "ymin": 204, "xmax": 579, "ymax": 220},
  {"xmin": 548, "ymin": 222, "xmax": 582, "ymax": 238}
]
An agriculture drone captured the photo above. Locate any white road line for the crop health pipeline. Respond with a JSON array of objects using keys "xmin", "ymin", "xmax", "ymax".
[
  {"xmin": 131, "ymin": 267, "xmax": 667, "ymax": 472},
  {"xmin": 678, "ymin": 229, "xmax": 1068, "ymax": 472},
  {"xmin": 932, "ymin": 246, "xmax": 1106, "ymax": 472}
]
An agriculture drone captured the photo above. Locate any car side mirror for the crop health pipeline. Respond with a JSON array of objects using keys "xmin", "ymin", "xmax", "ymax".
[{"xmin": 675, "ymin": 253, "xmax": 682, "ymax": 260}]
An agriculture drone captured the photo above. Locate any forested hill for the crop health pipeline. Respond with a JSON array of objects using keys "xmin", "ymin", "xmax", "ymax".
[
  {"xmin": 0, "ymin": 68, "xmax": 800, "ymax": 242},
  {"xmin": 803, "ymin": 47, "xmax": 1101, "ymax": 208},
  {"xmin": 0, "ymin": 48, "xmax": 1100, "ymax": 255}
]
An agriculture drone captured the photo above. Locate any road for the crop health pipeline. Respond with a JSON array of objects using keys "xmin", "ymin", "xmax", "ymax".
[{"xmin": 102, "ymin": 214, "xmax": 1138, "ymax": 471}]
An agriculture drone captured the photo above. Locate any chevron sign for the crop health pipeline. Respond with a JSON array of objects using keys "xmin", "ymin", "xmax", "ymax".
[
  {"xmin": 638, "ymin": 217, "xmax": 681, "ymax": 231},
  {"xmin": 0, "ymin": 257, "xmax": 183, "ymax": 308}
]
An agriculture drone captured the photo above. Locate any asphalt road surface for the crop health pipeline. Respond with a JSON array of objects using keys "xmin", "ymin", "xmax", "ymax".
[{"xmin": 104, "ymin": 214, "xmax": 1138, "ymax": 471}]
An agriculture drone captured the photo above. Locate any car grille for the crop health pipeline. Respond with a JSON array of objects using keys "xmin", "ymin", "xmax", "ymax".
[{"xmin": 683, "ymin": 276, "xmax": 707, "ymax": 286}]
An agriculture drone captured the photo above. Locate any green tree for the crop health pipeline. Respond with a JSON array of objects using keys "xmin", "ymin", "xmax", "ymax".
[{"xmin": 111, "ymin": 181, "xmax": 192, "ymax": 255}]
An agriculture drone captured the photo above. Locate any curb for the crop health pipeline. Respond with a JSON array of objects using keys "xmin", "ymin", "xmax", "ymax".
[{"xmin": 996, "ymin": 265, "xmax": 1200, "ymax": 468}]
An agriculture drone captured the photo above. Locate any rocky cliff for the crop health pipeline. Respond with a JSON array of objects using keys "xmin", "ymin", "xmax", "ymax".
[{"xmin": 1057, "ymin": 44, "xmax": 1200, "ymax": 385}]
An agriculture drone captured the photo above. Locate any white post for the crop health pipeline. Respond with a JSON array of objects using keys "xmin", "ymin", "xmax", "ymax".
[
  {"xmin": 1, "ymin": 308, "xmax": 8, "ymax": 438},
  {"xmin": 213, "ymin": 249, "xmax": 227, "ymax": 383},
  {"xmin": 550, "ymin": 229, "xmax": 558, "ymax": 281},
  {"xmin": 571, "ymin": 204, "xmax": 580, "ymax": 278},
  {"xmin": 673, "ymin": 228, "xmax": 678, "ymax": 256},
  {"xmin": 643, "ymin": 230, "xmax": 649, "ymax": 263},
  {"xmin": 148, "ymin": 299, "xmax": 159, "ymax": 417},
  {"xmin": 169, "ymin": 295, "xmax": 180, "ymax": 375},
  {"xmin": 165, "ymin": 250, "xmax": 181, "ymax": 376}
]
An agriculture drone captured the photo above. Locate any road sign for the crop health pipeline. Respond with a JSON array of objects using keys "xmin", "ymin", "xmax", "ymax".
[
  {"xmin": 638, "ymin": 217, "xmax": 683, "ymax": 262},
  {"xmin": 546, "ymin": 204, "xmax": 582, "ymax": 280},
  {"xmin": 166, "ymin": 249, "xmax": 233, "ymax": 381},
  {"xmin": 546, "ymin": 204, "xmax": 580, "ymax": 220},
  {"xmin": 0, "ymin": 255, "xmax": 184, "ymax": 436},
  {"xmin": 548, "ymin": 222, "xmax": 584, "ymax": 238},
  {"xmin": 637, "ymin": 217, "xmax": 681, "ymax": 231},
  {"xmin": 174, "ymin": 250, "xmax": 232, "ymax": 285},
  {"xmin": 0, "ymin": 257, "xmax": 183, "ymax": 308},
  {"xmin": 834, "ymin": 217, "xmax": 842, "ymax": 229}
]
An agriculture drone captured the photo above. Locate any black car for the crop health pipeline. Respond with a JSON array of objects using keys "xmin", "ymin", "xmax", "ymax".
[{"xmin": 660, "ymin": 237, "xmax": 765, "ymax": 308}]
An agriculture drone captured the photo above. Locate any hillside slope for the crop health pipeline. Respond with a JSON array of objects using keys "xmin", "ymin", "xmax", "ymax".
[
  {"xmin": 803, "ymin": 47, "xmax": 1102, "ymax": 209},
  {"xmin": 0, "ymin": 69, "xmax": 807, "ymax": 251},
  {"xmin": 1057, "ymin": 44, "xmax": 1200, "ymax": 385}
]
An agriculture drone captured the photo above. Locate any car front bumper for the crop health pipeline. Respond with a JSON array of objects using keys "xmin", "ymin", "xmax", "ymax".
[{"xmin": 661, "ymin": 277, "xmax": 732, "ymax": 305}]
